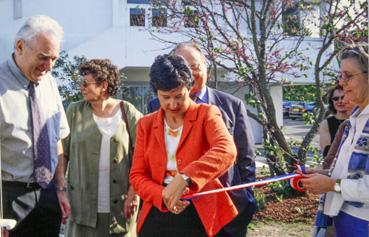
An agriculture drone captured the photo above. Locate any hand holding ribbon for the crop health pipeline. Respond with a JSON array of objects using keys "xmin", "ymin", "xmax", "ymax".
[
  {"xmin": 162, "ymin": 174, "xmax": 190, "ymax": 214},
  {"xmin": 182, "ymin": 173, "xmax": 305, "ymax": 200},
  {"xmin": 300, "ymin": 173, "xmax": 336, "ymax": 195}
]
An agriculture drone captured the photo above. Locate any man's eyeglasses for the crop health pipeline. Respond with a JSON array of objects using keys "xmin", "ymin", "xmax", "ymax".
[
  {"xmin": 78, "ymin": 80, "xmax": 98, "ymax": 87},
  {"xmin": 339, "ymin": 71, "xmax": 367, "ymax": 82},
  {"xmin": 332, "ymin": 95, "xmax": 344, "ymax": 102}
]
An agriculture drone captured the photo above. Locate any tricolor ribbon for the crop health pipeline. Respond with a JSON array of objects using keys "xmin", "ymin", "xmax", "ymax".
[{"xmin": 182, "ymin": 168, "xmax": 305, "ymax": 200}]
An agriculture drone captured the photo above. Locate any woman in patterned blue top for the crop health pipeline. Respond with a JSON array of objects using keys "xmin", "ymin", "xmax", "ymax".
[{"xmin": 302, "ymin": 44, "xmax": 369, "ymax": 237}]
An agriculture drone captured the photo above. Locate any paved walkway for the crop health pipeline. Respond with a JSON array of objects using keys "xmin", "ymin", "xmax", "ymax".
[{"xmin": 255, "ymin": 118, "xmax": 320, "ymax": 169}]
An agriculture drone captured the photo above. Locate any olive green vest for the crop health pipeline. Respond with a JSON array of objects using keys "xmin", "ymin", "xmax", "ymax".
[{"xmin": 63, "ymin": 100, "xmax": 142, "ymax": 234}]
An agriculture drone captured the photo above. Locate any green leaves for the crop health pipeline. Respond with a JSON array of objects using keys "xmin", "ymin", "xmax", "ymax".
[
  {"xmin": 283, "ymin": 85, "xmax": 317, "ymax": 101},
  {"xmin": 245, "ymin": 92, "xmax": 260, "ymax": 107},
  {"xmin": 302, "ymin": 112, "xmax": 315, "ymax": 125},
  {"xmin": 52, "ymin": 51, "xmax": 87, "ymax": 104}
]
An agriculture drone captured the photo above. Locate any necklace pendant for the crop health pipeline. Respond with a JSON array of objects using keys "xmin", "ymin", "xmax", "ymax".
[{"xmin": 168, "ymin": 128, "xmax": 179, "ymax": 137}]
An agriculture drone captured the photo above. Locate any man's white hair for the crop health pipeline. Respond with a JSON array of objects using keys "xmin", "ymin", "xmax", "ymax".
[{"xmin": 14, "ymin": 15, "xmax": 63, "ymax": 48}]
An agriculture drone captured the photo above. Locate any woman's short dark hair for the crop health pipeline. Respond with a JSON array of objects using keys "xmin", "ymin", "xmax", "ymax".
[
  {"xmin": 149, "ymin": 54, "xmax": 194, "ymax": 94},
  {"xmin": 327, "ymin": 84, "xmax": 343, "ymax": 114},
  {"xmin": 79, "ymin": 59, "xmax": 120, "ymax": 96},
  {"xmin": 339, "ymin": 44, "xmax": 368, "ymax": 75}
]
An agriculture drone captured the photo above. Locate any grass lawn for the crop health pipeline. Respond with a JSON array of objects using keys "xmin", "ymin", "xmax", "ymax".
[{"xmin": 248, "ymin": 220, "xmax": 314, "ymax": 237}]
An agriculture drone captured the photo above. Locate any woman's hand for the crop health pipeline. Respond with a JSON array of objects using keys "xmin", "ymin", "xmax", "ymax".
[
  {"xmin": 162, "ymin": 175, "xmax": 190, "ymax": 214},
  {"xmin": 300, "ymin": 173, "xmax": 336, "ymax": 194},
  {"xmin": 299, "ymin": 167, "xmax": 329, "ymax": 175},
  {"xmin": 123, "ymin": 186, "xmax": 139, "ymax": 219},
  {"xmin": 1, "ymin": 229, "xmax": 9, "ymax": 237},
  {"xmin": 56, "ymin": 190, "xmax": 70, "ymax": 224},
  {"xmin": 169, "ymin": 199, "xmax": 191, "ymax": 215}
]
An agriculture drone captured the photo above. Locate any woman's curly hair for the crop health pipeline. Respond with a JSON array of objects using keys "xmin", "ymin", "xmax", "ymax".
[{"xmin": 79, "ymin": 59, "xmax": 121, "ymax": 96}]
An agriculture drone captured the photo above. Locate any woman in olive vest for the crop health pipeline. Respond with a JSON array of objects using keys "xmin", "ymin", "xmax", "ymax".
[{"xmin": 63, "ymin": 59, "xmax": 142, "ymax": 237}]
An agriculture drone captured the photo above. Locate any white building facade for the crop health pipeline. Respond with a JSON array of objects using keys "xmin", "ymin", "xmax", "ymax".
[{"xmin": 0, "ymin": 0, "xmax": 336, "ymax": 143}]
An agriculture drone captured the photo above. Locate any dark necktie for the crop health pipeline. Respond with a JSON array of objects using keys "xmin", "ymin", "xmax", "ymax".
[
  {"xmin": 190, "ymin": 94, "xmax": 198, "ymax": 103},
  {"xmin": 190, "ymin": 94, "xmax": 205, "ymax": 104},
  {"xmin": 29, "ymin": 82, "xmax": 52, "ymax": 188}
]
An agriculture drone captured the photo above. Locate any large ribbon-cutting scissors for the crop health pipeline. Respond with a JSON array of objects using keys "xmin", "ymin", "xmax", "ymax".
[{"xmin": 182, "ymin": 165, "xmax": 306, "ymax": 200}]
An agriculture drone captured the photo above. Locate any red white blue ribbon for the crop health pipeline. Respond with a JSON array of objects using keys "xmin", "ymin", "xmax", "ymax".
[{"xmin": 182, "ymin": 173, "xmax": 304, "ymax": 200}]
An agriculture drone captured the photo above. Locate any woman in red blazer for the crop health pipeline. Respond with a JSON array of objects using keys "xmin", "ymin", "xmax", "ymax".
[{"xmin": 130, "ymin": 54, "xmax": 238, "ymax": 237}]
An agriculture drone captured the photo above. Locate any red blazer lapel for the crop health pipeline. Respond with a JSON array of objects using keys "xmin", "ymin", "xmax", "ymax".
[
  {"xmin": 178, "ymin": 101, "xmax": 198, "ymax": 150},
  {"xmin": 151, "ymin": 102, "xmax": 199, "ymax": 171},
  {"xmin": 153, "ymin": 109, "xmax": 167, "ymax": 167}
]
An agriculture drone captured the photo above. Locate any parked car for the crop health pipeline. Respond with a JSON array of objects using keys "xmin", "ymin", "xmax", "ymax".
[
  {"xmin": 283, "ymin": 100, "xmax": 299, "ymax": 118},
  {"xmin": 288, "ymin": 101, "xmax": 317, "ymax": 120}
]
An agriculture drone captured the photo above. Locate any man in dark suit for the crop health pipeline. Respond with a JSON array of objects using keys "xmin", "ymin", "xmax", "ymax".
[{"xmin": 147, "ymin": 42, "xmax": 256, "ymax": 237}]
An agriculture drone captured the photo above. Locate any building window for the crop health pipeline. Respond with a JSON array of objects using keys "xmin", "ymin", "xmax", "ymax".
[
  {"xmin": 130, "ymin": 8, "xmax": 145, "ymax": 26},
  {"xmin": 184, "ymin": 7, "xmax": 199, "ymax": 28},
  {"xmin": 128, "ymin": 0, "xmax": 149, "ymax": 4},
  {"xmin": 152, "ymin": 8, "xmax": 167, "ymax": 27},
  {"xmin": 282, "ymin": 4, "xmax": 300, "ymax": 36},
  {"xmin": 121, "ymin": 84, "xmax": 155, "ymax": 114}
]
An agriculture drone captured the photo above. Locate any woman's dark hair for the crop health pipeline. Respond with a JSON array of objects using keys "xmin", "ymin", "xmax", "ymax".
[
  {"xmin": 149, "ymin": 54, "xmax": 194, "ymax": 94},
  {"xmin": 339, "ymin": 44, "xmax": 368, "ymax": 75},
  {"xmin": 327, "ymin": 84, "xmax": 343, "ymax": 114},
  {"xmin": 79, "ymin": 59, "xmax": 121, "ymax": 96}
]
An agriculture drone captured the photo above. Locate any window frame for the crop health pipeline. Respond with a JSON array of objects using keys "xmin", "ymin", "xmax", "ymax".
[
  {"xmin": 130, "ymin": 7, "xmax": 146, "ymax": 27},
  {"xmin": 152, "ymin": 8, "xmax": 168, "ymax": 28}
]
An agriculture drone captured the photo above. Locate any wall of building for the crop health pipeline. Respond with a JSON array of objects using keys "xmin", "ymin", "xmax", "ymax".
[
  {"xmin": 0, "ymin": 0, "xmax": 113, "ymax": 62},
  {"xmin": 123, "ymin": 67, "xmax": 150, "ymax": 81},
  {"xmin": 0, "ymin": 0, "xmax": 334, "ymax": 144},
  {"xmin": 270, "ymin": 85, "xmax": 283, "ymax": 127},
  {"xmin": 0, "ymin": 0, "xmax": 336, "ymax": 82}
]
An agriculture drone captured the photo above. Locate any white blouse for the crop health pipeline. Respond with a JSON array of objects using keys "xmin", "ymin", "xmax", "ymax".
[
  {"xmin": 93, "ymin": 110, "xmax": 120, "ymax": 213},
  {"xmin": 163, "ymin": 120, "xmax": 183, "ymax": 185}
]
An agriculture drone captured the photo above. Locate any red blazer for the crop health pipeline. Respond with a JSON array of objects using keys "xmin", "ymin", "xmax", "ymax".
[{"xmin": 130, "ymin": 101, "xmax": 238, "ymax": 236}]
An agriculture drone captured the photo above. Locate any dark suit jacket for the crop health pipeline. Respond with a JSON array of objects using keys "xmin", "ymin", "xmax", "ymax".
[
  {"xmin": 147, "ymin": 87, "xmax": 256, "ymax": 234},
  {"xmin": 147, "ymin": 97, "xmax": 160, "ymax": 113}
]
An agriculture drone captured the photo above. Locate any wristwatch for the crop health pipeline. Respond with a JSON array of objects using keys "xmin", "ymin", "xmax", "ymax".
[
  {"xmin": 55, "ymin": 184, "xmax": 67, "ymax": 192},
  {"xmin": 334, "ymin": 179, "xmax": 341, "ymax": 193},
  {"xmin": 180, "ymin": 173, "xmax": 192, "ymax": 187}
]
